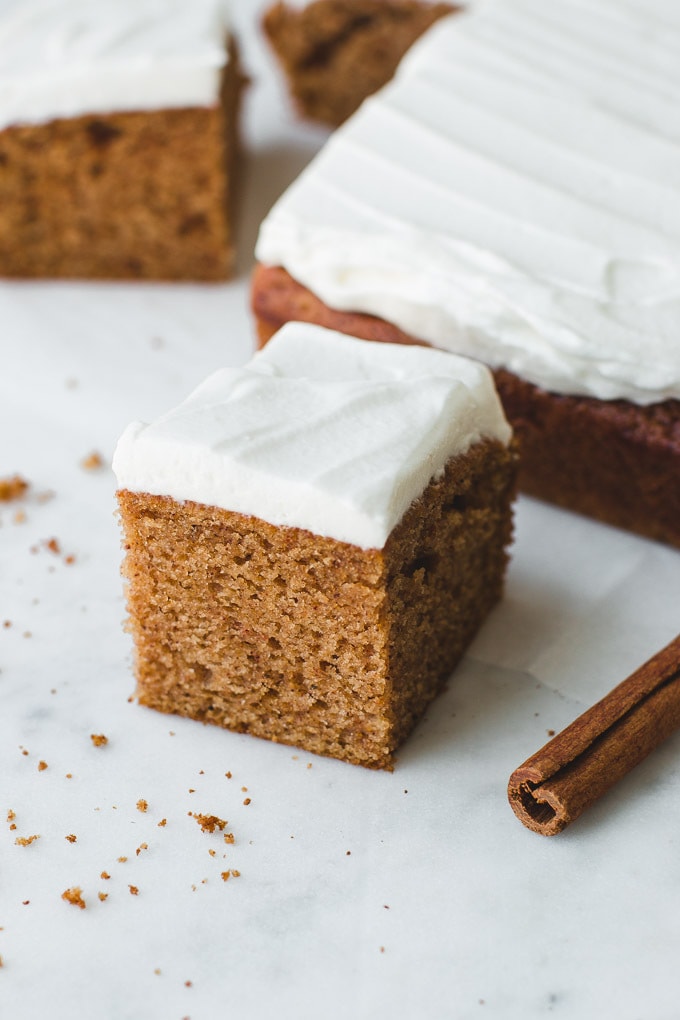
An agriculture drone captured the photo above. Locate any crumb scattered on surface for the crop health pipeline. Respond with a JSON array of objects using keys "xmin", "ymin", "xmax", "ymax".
[
  {"xmin": 243, "ymin": 798, "xmax": 251, "ymax": 806},
  {"xmin": 136, "ymin": 799, "xmax": 148, "ymax": 813},
  {"xmin": 90, "ymin": 733, "xmax": 108, "ymax": 747},
  {"xmin": 101, "ymin": 871, "xmax": 110, "ymax": 880},
  {"xmin": 157, "ymin": 818, "xmax": 167, "ymax": 828},
  {"xmin": 118, "ymin": 856, "xmax": 128, "ymax": 863},
  {"xmin": 547, "ymin": 729, "xmax": 556, "ymax": 737},
  {"xmin": 81, "ymin": 451, "xmax": 104, "ymax": 471},
  {"xmin": 191, "ymin": 813, "xmax": 228, "ymax": 834},
  {"xmin": 44, "ymin": 538, "xmax": 61, "ymax": 555},
  {"xmin": 3, "ymin": 621, "xmax": 12, "ymax": 629},
  {"xmin": 225, "ymin": 771, "xmax": 232, "ymax": 778},
  {"xmin": 0, "ymin": 475, "xmax": 29, "ymax": 501},
  {"xmin": 65, "ymin": 773, "xmax": 73, "ymax": 779},
  {"xmin": 128, "ymin": 885, "xmax": 139, "ymax": 896},
  {"xmin": 65, "ymin": 834, "xmax": 77, "ymax": 844},
  {"xmin": 136, "ymin": 842, "xmax": 149, "ymax": 856},
  {"xmin": 13, "ymin": 509, "xmax": 26, "ymax": 524},
  {"xmin": 98, "ymin": 892, "xmax": 108, "ymax": 902},
  {"xmin": 223, "ymin": 832, "xmax": 235, "ymax": 845},
  {"xmin": 15, "ymin": 834, "xmax": 40, "ymax": 847},
  {"xmin": 7, "ymin": 809, "xmax": 16, "ymax": 823},
  {"xmin": 37, "ymin": 761, "xmax": 48, "ymax": 772},
  {"xmin": 221, "ymin": 869, "xmax": 241, "ymax": 881},
  {"xmin": 62, "ymin": 887, "xmax": 86, "ymax": 909}
]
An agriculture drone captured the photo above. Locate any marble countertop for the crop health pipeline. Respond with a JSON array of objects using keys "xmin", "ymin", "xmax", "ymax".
[{"xmin": 3, "ymin": 6, "xmax": 680, "ymax": 1018}]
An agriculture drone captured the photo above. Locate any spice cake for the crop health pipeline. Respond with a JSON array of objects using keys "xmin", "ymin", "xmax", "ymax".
[
  {"xmin": 263, "ymin": 0, "xmax": 456, "ymax": 126},
  {"xmin": 0, "ymin": 0, "xmax": 244, "ymax": 281},
  {"xmin": 113, "ymin": 322, "xmax": 516, "ymax": 769},
  {"xmin": 253, "ymin": 0, "xmax": 680, "ymax": 548}
]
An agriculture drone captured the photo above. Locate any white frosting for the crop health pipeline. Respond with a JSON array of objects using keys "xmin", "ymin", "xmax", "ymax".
[
  {"xmin": 113, "ymin": 322, "xmax": 511, "ymax": 549},
  {"xmin": 0, "ymin": 0, "xmax": 228, "ymax": 130},
  {"xmin": 256, "ymin": 0, "xmax": 680, "ymax": 405}
]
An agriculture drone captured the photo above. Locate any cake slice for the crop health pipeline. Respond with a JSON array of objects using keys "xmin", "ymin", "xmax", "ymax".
[
  {"xmin": 263, "ymin": 0, "xmax": 456, "ymax": 126},
  {"xmin": 0, "ymin": 0, "xmax": 245, "ymax": 280},
  {"xmin": 113, "ymin": 322, "xmax": 516, "ymax": 769},
  {"xmin": 253, "ymin": 0, "xmax": 680, "ymax": 548}
]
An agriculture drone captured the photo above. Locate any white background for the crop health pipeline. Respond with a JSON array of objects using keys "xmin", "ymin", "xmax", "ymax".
[{"xmin": 2, "ymin": 4, "xmax": 680, "ymax": 1018}]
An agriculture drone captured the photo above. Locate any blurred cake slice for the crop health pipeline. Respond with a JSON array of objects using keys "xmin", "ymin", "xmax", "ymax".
[
  {"xmin": 263, "ymin": 0, "xmax": 456, "ymax": 126},
  {"xmin": 0, "ymin": 0, "xmax": 245, "ymax": 280},
  {"xmin": 253, "ymin": 0, "xmax": 680, "ymax": 547}
]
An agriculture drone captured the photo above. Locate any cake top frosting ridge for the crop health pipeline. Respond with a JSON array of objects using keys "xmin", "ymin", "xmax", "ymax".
[
  {"xmin": 256, "ymin": 0, "xmax": 680, "ymax": 406},
  {"xmin": 113, "ymin": 322, "xmax": 511, "ymax": 549},
  {"xmin": 0, "ymin": 0, "xmax": 228, "ymax": 130}
]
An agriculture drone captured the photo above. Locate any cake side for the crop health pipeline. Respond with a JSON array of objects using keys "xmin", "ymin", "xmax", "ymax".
[
  {"xmin": 117, "ymin": 436, "xmax": 515, "ymax": 769},
  {"xmin": 251, "ymin": 264, "xmax": 680, "ymax": 549},
  {"xmin": 0, "ymin": 44, "xmax": 245, "ymax": 280},
  {"xmin": 263, "ymin": 0, "xmax": 456, "ymax": 126}
]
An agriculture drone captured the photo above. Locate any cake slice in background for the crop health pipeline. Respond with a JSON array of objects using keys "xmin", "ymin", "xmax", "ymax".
[
  {"xmin": 0, "ymin": 0, "xmax": 245, "ymax": 280},
  {"xmin": 114, "ymin": 323, "xmax": 516, "ymax": 769},
  {"xmin": 253, "ymin": 0, "xmax": 680, "ymax": 548},
  {"xmin": 263, "ymin": 0, "xmax": 456, "ymax": 126}
]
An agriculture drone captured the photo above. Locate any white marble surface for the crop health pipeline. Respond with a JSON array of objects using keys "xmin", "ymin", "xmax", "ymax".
[{"xmin": 2, "ymin": 5, "xmax": 680, "ymax": 1019}]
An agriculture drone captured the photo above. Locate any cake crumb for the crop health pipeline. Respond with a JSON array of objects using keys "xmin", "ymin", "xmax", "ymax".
[
  {"xmin": 62, "ymin": 887, "xmax": 86, "ymax": 909},
  {"xmin": 136, "ymin": 842, "xmax": 149, "ymax": 856},
  {"xmin": 3, "ymin": 620, "xmax": 11, "ymax": 629},
  {"xmin": 225, "ymin": 771, "xmax": 232, "ymax": 778},
  {"xmin": 118, "ymin": 856, "xmax": 128, "ymax": 863},
  {"xmin": 128, "ymin": 885, "xmax": 139, "ymax": 896},
  {"xmin": 191, "ymin": 813, "xmax": 228, "ymax": 833},
  {"xmin": 38, "ymin": 760, "xmax": 48, "ymax": 772},
  {"xmin": 0, "ymin": 475, "xmax": 29, "ymax": 501},
  {"xmin": 547, "ymin": 729, "xmax": 556, "ymax": 737},
  {"xmin": 221, "ymin": 869, "xmax": 241, "ymax": 881},
  {"xmin": 98, "ymin": 892, "xmax": 108, "ymax": 902},
  {"xmin": 101, "ymin": 871, "xmax": 111, "ymax": 880},
  {"xmin": 81, "ymin": 451, "xmax": 104, "ymax": 472},
  {"xmin": 223, "ymin": 832, "xmax": 235, "ymax": 845},
  {"xmin": 157, "ymin": 818, "xmax": 167, "ymax": 828},
  {"xmin": 44, "ymin": 537, "xmax": 61, "ymax": 555},
  {"xmin": 65, "ymin": 834, "xmax": 77, "ymax": 844},
  {"xmin": 7, "ymin": 809, "xmax": 16, "ymax": 823},
  {"xmin": 13, "ymin": 509, "xmax": 26, "ymax": 524},
  {"xmin": 15, "ymin": 834, "xmax": 40, "ymax": 847},
  {"xmin": 90, "ymin": 733, "xmax": 108, "ymax": 747},
  {"xmin": 65, "ymin": 773, "xmax": 73, "ymax": 779},
  {"xmin": 242, "ymin": 797, "xmax": 251, "ymax": 806},
  {"xmin": 136, "ymin": 799, "xmax": 148, "ymax": 813}
]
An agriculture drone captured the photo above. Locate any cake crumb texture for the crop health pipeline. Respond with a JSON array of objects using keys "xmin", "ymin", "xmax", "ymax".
[
  {"xmin": 263, "ymin": 0, "xmax": 456, "ymax": 126},
  {"xmin": 118, "ymin": 439, "xmax": 515, "ymax": 769}
]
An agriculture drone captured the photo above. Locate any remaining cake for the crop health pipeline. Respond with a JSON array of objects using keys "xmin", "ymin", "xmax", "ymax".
[
  {"xmin": 113, "ymin": 322, "xmax": 516, "ymax": 769},
  {"xmin": 253, "ymin": 0, "xmax": 680, "ymax": 548},
  {"xmin": 0, "ymin": 0, "xmax": 245, "ymax": 281},
  {"xmin": 263, "ymin": 0, "xmax": 456, "ymax": 126}
]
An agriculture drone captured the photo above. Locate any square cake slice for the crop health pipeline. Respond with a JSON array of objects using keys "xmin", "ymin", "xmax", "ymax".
[
  {"xmin": 0, "ymin": 0, "xmax": 244, "ymax": 281},
  {"xmin": 113, "ymin": 323, "xmax": 517, "ymax": 769}
]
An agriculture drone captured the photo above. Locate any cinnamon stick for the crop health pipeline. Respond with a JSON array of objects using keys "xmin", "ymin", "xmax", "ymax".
[{"xmin": 508, "ymin": 634, "xmax": 680, "ymax": 836}]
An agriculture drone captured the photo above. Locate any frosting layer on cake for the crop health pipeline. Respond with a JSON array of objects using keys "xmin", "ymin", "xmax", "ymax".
[
  {"xmin": 0, "ymin": 0, "xmax": 227, "ymax": 129},
  {"xmin": 256, "ymin": 0, "xmax": 680, "ymax": 405},
  {"xmin": 113, "ymin": 322, "xmax": 511, "ymax": 549}
]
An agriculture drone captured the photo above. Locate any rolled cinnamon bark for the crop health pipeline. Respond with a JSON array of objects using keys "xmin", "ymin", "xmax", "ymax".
[{"xmin": 508, "ymin": 634, "xmax": 680, "ymax": 835}]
